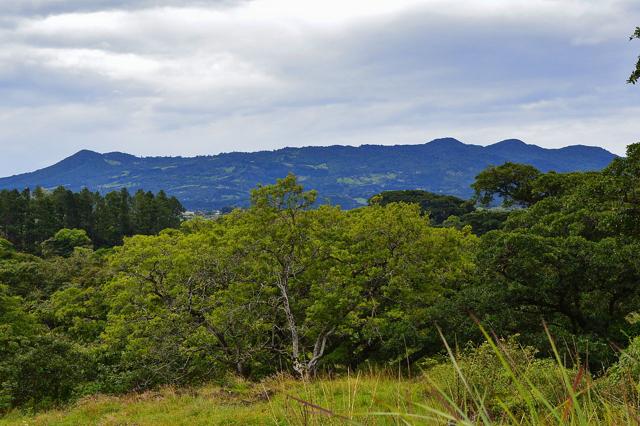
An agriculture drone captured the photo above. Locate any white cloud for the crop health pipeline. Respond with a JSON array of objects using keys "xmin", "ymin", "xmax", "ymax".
[{"xmin": 0, "ymin": 0, "xmax": 638, "ymax": 175}]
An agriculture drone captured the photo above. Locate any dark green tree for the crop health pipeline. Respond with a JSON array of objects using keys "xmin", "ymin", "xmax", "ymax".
[
  {"xmin": 130, "ymin": 190, "xmax": 156, "ymax": 235},
  {"xmin": 472, "ymin": 162, "xmax": 541, "ymax": 207},
  {"xmin": 460, "ymin": 143, "xmax": 640, "ymax": 367},
  {"xmin": 369, "ymin": 190, "xmax": 474, "ymax": 224},
  {"xmin": 153, "ymin": 190, "xmax": 183, "ymax": 231},
  {"xmin": 41, "ymin": 229, "xmax": 93, "ymax": 258}
]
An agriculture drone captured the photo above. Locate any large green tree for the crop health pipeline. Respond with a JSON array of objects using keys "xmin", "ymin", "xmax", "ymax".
[
  {"xmin": 463, "ymin": 143, "xmax": 640, "ymax": 366},
  {"xmin": 472, "ymin": 162, "xmax": 541, "ymax": 207},
  {"xmin": 101, "ymin": 174, "xmax": 477, "ymax": 383}
]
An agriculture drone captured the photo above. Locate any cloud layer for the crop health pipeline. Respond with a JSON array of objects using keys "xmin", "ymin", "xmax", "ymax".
[{"xmin": 0, "ymin": 0, "xmax": 638, "ymax": 175}]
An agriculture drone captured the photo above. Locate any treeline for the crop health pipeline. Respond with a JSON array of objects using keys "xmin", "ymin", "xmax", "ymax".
[
  {"xmin": 3, "ymin": 144, "xmax": 640, "ymax": 414},
  {"xmin": 0, "ymin": 187, "xmax": 184, "ymax": 252}
]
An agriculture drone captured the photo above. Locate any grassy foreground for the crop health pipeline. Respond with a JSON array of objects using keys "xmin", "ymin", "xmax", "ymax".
[
  {"xmin": 1, "ymin": 368, "xmax": 638, "ymax": 426},
  {"xmin": 0, "ymin": 373, "xmax": 429, "ymax": 425},
  {"xmin": 3, "ymin": 333, "xmax": 640, "ymax": 425}
]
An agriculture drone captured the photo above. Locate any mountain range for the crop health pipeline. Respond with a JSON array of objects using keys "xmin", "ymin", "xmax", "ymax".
[{"xmin": 0, "ymin": 138, "xmax": 617, "ymax": 210}]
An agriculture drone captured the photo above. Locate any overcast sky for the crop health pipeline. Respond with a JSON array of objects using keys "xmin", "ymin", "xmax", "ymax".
[{"xmin": 0, "ymin": 0, "xmax": 638, "ymax": 175}]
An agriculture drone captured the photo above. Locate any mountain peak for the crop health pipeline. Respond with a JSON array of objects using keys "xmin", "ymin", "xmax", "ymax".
[
  {"xmin": 103, "ymin": 151, "xmax": 138, "ymax": 162},
  {"xmin": 65, "ymin": 150, "xmax": 103, "ymax": 161},
  {"xmin": 73, "ymin": 149, "xmax": 101, "ymax": 156},
  {"xmin": 427, "ymin": 137, "xmax": 465, "ymax": 146},
  {"xmin": 44, "ymin": 150, "xmax": 108, "ymax": 172},
  {"xmin": 489, "ymin": 139, "xmax": 528, "ymax": 148}
]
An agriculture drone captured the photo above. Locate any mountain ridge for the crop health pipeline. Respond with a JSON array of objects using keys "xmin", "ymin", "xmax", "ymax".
[{"xmin": 0, "ymin": 138, "xmax": 617, "ymax": 210}]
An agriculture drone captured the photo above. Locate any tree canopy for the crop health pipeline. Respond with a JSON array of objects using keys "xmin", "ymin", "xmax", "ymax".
[
  {"xmin": 472, "ymin": 162, "xmax": 541, "ymax": 207},
  {"xmin": 41, "ymin": 229, "xmax": 92, "ymax": 258}
]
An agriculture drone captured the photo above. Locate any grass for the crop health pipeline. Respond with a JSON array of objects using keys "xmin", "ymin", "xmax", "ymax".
[
  {"xmin": 4, "ymin": 327, "xmax": 640, "ymax": 425},
  {"xmin": 0, "ymin": 373, "xmax": 431, "ymax": 425},
  {"xmin": 2, "ymin": 367, "xmax": 638, "ymax": 425}
]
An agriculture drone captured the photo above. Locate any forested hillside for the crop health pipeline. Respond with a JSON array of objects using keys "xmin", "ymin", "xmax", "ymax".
[
  {"xmin": 0, "ymin": 139, "xmax": 615, "ymax": 210},
  {"xmin": 2, "ymin": 143, "xmax": 640, "ymax": 424}
]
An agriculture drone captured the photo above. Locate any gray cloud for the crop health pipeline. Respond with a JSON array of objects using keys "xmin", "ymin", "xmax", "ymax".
[{"xmin": 0, "ymin": 0, "xmax": 639, "ymax": 176}]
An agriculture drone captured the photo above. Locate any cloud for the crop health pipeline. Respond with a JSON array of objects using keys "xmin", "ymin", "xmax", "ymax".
[
  {"xmin": 0, "ymin": 0, "xmax": 242, "ymax": 16},
  {"xmin": 0, "ymin": 0, "xmax": 638, "ymax": 176}
]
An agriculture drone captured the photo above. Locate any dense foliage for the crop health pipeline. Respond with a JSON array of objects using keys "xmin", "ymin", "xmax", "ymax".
[
  {"xmin": 2, "ymin": 144, "xmax": 640, "ymax": 416},
  {"xmin": 369, "ymin": 190, "xmax": 475, "ymax": 224},
  {"xmin": 369, "ymin": 189, "xmax": 509, "ymax": 234},
  {"xmin": 472, "ymin": 162, "xmax": 542, "ymax": 207},
  {"xmin": 0, "ymin": 187, "xmax": 184, "ymax": 252}
]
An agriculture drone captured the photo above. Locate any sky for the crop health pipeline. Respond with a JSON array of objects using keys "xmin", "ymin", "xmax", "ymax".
[{"xmin": 0, "ymin": 0, "xmax": 638, "ymax": 176}]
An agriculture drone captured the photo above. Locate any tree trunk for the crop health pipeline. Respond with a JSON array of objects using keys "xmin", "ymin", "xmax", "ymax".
[{"xmin": 276, "ymin": 274, "xmax": 304, "ymax": 378}]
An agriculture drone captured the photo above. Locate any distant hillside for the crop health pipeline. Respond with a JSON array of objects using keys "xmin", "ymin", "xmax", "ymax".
[{"xmin": 0, "ymin": 138, "xmax": 616, "ymax": 210}]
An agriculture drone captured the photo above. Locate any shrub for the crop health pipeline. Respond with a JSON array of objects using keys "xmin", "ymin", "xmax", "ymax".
[
  {"xmin": 1, "ymin": 334, "xmax": 92, "ymax": 412},
  {"xmin": 599, "ymin": 336, "xmax": 640, "ymax": 403},
  {"xmin": 422, "ymin": 336, "xmax": 571, "ymax": 419},
  {"xmin": 41, "ymin": 229, "xmax": 92, "ymax": 258}
]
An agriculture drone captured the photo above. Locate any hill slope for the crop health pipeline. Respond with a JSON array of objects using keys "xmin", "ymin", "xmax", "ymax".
[{"xmin": 0, "ymin": 138, "xmax": 616, "ymax": 210}]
